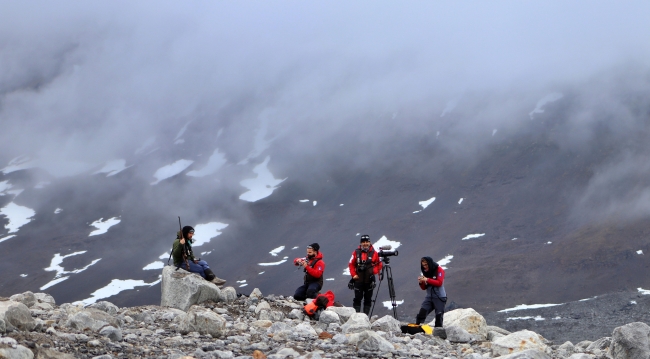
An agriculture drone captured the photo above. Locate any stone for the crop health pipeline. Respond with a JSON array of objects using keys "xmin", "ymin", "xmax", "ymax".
[
  {"xmin": 609, "ymin": 322, "xmax": 650, "ymax": 359},
  {"xmin": 567, "ymin": 354, "xmax": 594, "ymax": 359},
  {"xmin": 9, "ymin": 292, "xmax": 36, "ymax": 308},
  {"xmin": 487, "ymin": 325, "xmax": 511, "ymax": 336},
  {"xmin": 37, "ymin": 348, "xmax": 76, "ymax": 359},
  {"xmin": 31, "ymin": 302, "xmax": 53, "ymax": 311},
  {"xmin": 318, "ymin": 310, "xmax": 340, "ymax": 325},
  {"xmin": 34, "ymin": 293, "xmax": 56, "ymax": 306},
  {"xmin": 162, "ymin": 308, "xmax": 186, "ymax": 321},
  {"xmin": 267, "ymin": 322, "xmax": 291, "ymax": 334},
  {"xmin": 59, "ymin": 303, "xmax": 84, "ymax": 316},
  {"xmin": 488, "ymin": 330, "xmax": 505, "ymax": 341},
  {"xmin": 325, "ymin": 307, "xmax": 356, "ymax": 322},
  {"xmin": 251, "ymin": 320, "xmax": 273, "ymax": 328},
  {"xmin": 99, "ymin": 325, "xmax": 123, "ymax": 341},
  {"xmin": 0, "ymin": 318, "xmax": 5, "ymax": 334},
  {"xmin": 250, "ymin": 288, "xmax": 263, "ymax": 300},
  {"xmin": 176, "ymin": 306, "xmax": 227, "ymax": 337},
  {"xmin": 558, "ymin": 341, "xmax": 575, "ymax": 358},
  {"xmin": 254, "ymin": 301, "xmax": 271, "ymax": 315},
  {"xmin": 258, "ymin": 310, "xmax": 284, "ymax": 322},
  {"xmin": 341, "ymin": 313, "xmax": 371, "ymax": 334},
  {"xmin": 0, "ymin": 300, "xmax": 36, "ymax": 332},
  {"xmin": 65, "ymin": 308, "xmax": 121, "ymax": 332},
  {"xmin": 356, "ymin": 330, "xmax": 395, "ymax": 352},
  {"xmin": 446, "ymin": 325, "xmax": 474, "ymax": 343},
  {"xmin": 442, "ymin": 308, "xmax": 488, "ymax": 340},
  {"xmin": 287, "ymin": 309, "xmax": 304, "ymax": 320},
  {"xmin": 294, "ymin": 322, "xmax": 318, "ymax": 337},
  {"xmin": 221, "ymin": 287, "xmax": 237, "ymax": 303},
  {"xmin": 586, "ymin": 337, "xmax": 610, "ymax": 352},
  {"xmin": 88, "ymin": 301, "xmax": 119, "ymax": 316},
  {"xmin": 492, "ymin": 330, "xmax": 550, "ymax": 357},
  {"xmin": 575, "ymin": 341, "xmax": 592, "ymax": 352},
  {"xmin": 371, "ymin": 315, "xmax": 401, "ymax": 334},
  {"xmin": 161, "ymin": 265, "xmax": 234, "ymax": 311},
  {"xmin": 496, "ymin": 349, "xmax": 551, "ymax": 359},
  {"xmin": 0, "ymin": 345, "xmax": 34, "ymax": 359},
  {"xmin": 275, "ymin": 348, "xmax": 301, "ymax": 358}
]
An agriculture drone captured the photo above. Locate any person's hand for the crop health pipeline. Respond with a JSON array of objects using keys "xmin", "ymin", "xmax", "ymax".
[
  {"xmin": 418, "ymin": 276, "xmax": 427, "ymax": 284},
  {"xmin": 193, "ymin": 259, "xmax": 199, "ymax": 264},
  {"xmin": 180, "ymin": 238, "xmax": 185, "ymax": 245},
  {"xmin": 353, "ymin": 275, "xmax": 359, "ymax": 280}
]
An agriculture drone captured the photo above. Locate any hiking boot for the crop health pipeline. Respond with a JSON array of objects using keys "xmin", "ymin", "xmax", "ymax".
[
  {"xmin": 434, "ymin": 327, "xmax": 447, "ymax": 339},
  {"xmin": 211, "ymin": 276, "xmax": 226, "ymax": 285}
]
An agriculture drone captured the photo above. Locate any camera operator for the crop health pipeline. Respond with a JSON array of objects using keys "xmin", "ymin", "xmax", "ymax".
[
  {"xmin": 172, "ymin": 226, "xmax": 226, "ymax": 285},
  {"xmin": 293, "ymin": 243, "xmax": 325, "ymax": 301},
  {"xmin": 348, "ymin": 234, "xmax": 382, "ymax": 315},
  {"xmin": 416, "ymin": 257, "xmax": 447, "ymax": 332}
]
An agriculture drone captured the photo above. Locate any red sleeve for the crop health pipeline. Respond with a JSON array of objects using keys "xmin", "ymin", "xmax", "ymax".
[
  {"xmin": 372, "ymin": 251, "xmax": 382, "ymax": 275},
  {"xmin": 349, "ymin": 251, "xmax": 357, "ymax": 277},
  {"xmin": 306, "ymin": 259, "xmax": 325, "ymax": 278},
  {"xmin": 426, "ymin": 267, "xmax": 445, "ymax": 287},
  {"xmin": 419, "ymin": 282, "xmax": 427, "ymax": 290}
]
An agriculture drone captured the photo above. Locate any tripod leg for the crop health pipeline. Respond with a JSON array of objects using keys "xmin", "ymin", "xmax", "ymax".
[
  {"xmin": 369, "ymin": 267, "xmax": 384, "ymax": 318},
  {"xmin": 385, "ymin": 265, "xmax": 398, "ymax": 320}
]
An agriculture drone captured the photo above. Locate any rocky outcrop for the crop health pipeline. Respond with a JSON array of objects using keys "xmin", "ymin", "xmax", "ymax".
[
  {"xmin": 160, "ymin": 265, "xmax": 236, "ymax": 311},
  {"xmin": 0, "ymin": 300, "xmax": 35, "ymax": 332},
  {"xmin": 609, "ymin": 322, "xmax": 650, "ymax": 359},
  {"xmin": 492, "ymin": 329, "xmax": 550, "ymax": 356},
  {"xmin": 442, "ymin": 307, "xmax": 488, "ymax": 340}
]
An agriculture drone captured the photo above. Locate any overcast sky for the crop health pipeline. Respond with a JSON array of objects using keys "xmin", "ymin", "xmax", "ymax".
[{"xmin": 1, "ymin": 1, "xmax": 650, "ymax": 189}]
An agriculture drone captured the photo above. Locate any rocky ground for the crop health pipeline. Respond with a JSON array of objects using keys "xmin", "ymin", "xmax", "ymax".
[{"xmin": 2, "ymin": 285, "xmax": 650, "ymax": 359}]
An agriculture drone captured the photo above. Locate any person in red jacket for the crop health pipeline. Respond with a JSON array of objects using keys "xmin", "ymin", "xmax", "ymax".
[
  {"xmin": 348, "ymin": 235, "xmax": 383, "ymax": 315},
  {"xmin": 416, "ymin": 256, "xmax": 447, "ymax": 330},
  {"xmin": 293, "ymin": 243, "xmax": 325, "ymax": 301}
]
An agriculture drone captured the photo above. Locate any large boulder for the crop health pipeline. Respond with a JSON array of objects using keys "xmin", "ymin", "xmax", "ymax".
[
  {"xmin": 325, "ymin": 306, "xmax": 356, "ymax": 322},
  {"xmin": 446, "ymin": 325, "xmax": 475, "ymax": 343},
  {"xmin": 175, "ymin": 306, "xmax": 226, "ymax": 337},
  {"xmin": 65, "ymin": 308, "xmax": 121, "ymax": 332},
  {"xmin": 9, "ymin": 292, "xmax": 36, "ymax": 308},
  {"xmin": 442, "ymin": 308, "xmax": 488, "ymax": 340},
  {"xmin": 33, "ymin": 293, "xmax": 56, "ymax": 306},
  {"xmin": 0, "ymin": 346, "xmax": 34, "ymax": 359},
  {"xmin": 356, "ymin": 330, "xmax": 395, "ymax": 352},
  {"xmin": 609, "ymin": 322, "xmax": 650, "ymax": 359},
  {"xmin": 161, "ymin": 265, "xmax": 235, "ymax": 311},
  {"xmin": 341, "ymin": 313, "xmax": 371, "ymax": 334},
  {"xmin": 0, "ymin": 300, "xmax": 36, "ymax": 332},
  {"xmin": 492, "ymin": 330, "xmax": 550, "ymax": 357},
  {"xmin": 370, "ymin": 315, "xmax": 401, "ymax": 334},
  {"xmin": 88, "ymin": 301, "xmax": 119, "ymax": 316}
]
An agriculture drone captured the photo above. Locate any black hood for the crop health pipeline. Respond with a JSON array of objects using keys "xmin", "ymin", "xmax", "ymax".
[{"xmin": 421, "ymin": 256, "xmax": 439, "ymax": 278}]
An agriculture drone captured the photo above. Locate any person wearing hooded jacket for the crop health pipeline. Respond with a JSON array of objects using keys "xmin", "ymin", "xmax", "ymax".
[
  {"xmin": 293, "ymin": 243, "xmax": 326, "ymax": 301},
  {"xmin": 416, "ymin": 256, "xmax": 447, "ymax": 329},
  {"xmin": 172, "ymin": 225, "xmax": 226, "ymax": 285},
  {"xmin": 348, "ymin": 234, "xmax": 383, "ymax": 314}
]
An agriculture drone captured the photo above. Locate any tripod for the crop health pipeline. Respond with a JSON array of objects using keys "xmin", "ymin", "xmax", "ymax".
[{"xmin": 369, "ymin": 257, "xmax": 398, "ymax": 319}]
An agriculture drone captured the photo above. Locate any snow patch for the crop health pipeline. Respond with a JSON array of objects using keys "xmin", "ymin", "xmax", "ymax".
[
  {"xmin": 41, "ymin": 251, "xmax": 101, "ymax": 290},
  {"xmin": 340, "ymin": 204, "xmax": 344, "ymax": 206},
  {"xmin": 258, "ymin": 271, "xmax": 265, "ymax": 275},
  {"xmin": 529, "ymin": 92, "xmax": 564, "ymax": 119},
  {"xmin": 382, "ymin": 300, "xmax": 404, "ymax": 309},
  {"xmin": 236, "ymin": 280, "xmax": 247, "ymax": 283},
  {"xmin": 239, "ymin": 156, "xmax": 286, "ymax": 202},
  {"xmin": 437, "ymin": 255, "xmax": 453, "ymax": 269},
  {"xmin": 1, "ymin": 155, "xmax": 36, "ymax": 174},
  {"xmin": 499, "ymin": 303, "xmax": 563, "ymax": 312},
  {"xmin": 93, "ymin": 159, "xmax": 130, "ymax": 177},
  {"xmin": 259, "ymin": 256, "xmax": 288, "ymax": 266},
  {"xmin": 326, "ymin": 278, "xmax": 335, "ymax": 281},
  {"xmin": 20, "ymin": 274, "xmax": 27, "ymax": 277},
  {"xmin": 462, "ymin": 233, "xmax": 485, "ymax": 240},
  {"xmin": 75, "ymin": 277, "xmax": 161, "ymax": 306},
  {"xmin": 299, "ymin": 199, "xmax": 309, "ymax": 203},
  {"xmin": 638, "ymin": 288, "xmax": 650, "ymax": 295},
  {"xmin": 292, "ymin": 246, "xmax": 299, "ymax": 250},
  {"xmin": 0, "ymin": 202, "xmax": 36, "ymax": 233},
  {"xmin": 239, "ymin": 284, "xmax": 248, "ymax": 287},
  {"xmin": 270, "ymin": 246, "xmax": 285, "ymax": 256},
  {"xmin": 507, "ymin": 316, "xmax": 545, "ymax": 321},
  {"xmin": 174, "ymin": 121, "xmax": 192, "ymax": 142},
  {"xmin": 0, "ymin": 235, "xmax": 16, "ymax": 243},
  {"xmin": 54, "ymin": 208, "xmax": 62, "ymax": 214},
  {"xmin": 637, "ymin": 250, "xmax": 643, "ymax": 255},
  {"xmin": 89, "ymin": 217, "xmax": 121, "ymax": 236},
  {"xmin": 186, "ymin": 149, "xmax": 226, "ymax": 177},
  {"xmin": 631, "ymin": 301, "xmax": 637, "ymax": 305},
  {"xmin": 143, "ymin": 261, "xmax": 164, "ymax": 270},
  {"xmin": 192, "ymin": 222, "xmax": 228, "ymax": 247},
  {"xmin": 135, "ymin": 137, "xmax": 156, "ymax": 155},
  {"xmin": 151, "ymin": 159, "xmax": 194, "ymax": 185},
  {"xmin": 458, "ymin": 198, "xmax": 463, "ymax": 204},
  {"xmin": 313, "ymin": 201, "xmax": 317, "ymax": 206}
]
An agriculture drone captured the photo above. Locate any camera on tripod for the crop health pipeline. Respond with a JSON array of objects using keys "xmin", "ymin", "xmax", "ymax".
[{"xmin": 377, "ymin": 245, "xmax": 398, "ymax": 258}]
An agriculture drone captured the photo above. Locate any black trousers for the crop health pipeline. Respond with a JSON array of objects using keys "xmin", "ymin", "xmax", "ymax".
[
  {"xmin": 294, "ymin": 282, "xmax": 321, "ymax": 301},
  {"xmin": 416, "ymin": 295, "xmax": 446, "ymax": 326},
  {"xmin": 353, "ymin": 281, "xmax": 374, "ymax": 308}
]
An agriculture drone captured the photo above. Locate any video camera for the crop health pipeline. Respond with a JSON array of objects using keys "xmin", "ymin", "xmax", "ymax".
[{"xmin": 377, "ymin": 245, "xmax": 398, "ymax": 258}]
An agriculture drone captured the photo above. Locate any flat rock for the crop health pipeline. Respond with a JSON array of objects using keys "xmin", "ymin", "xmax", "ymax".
[
  {"xmin": 492, "ymin": 330, "xmax": 550, "ymax": 357},
  {"xmin": 161, "ymin": 265, "xmax": 234, "ymax": 311}
]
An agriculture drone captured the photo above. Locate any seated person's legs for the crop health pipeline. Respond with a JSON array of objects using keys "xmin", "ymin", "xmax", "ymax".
[
  {"xmin": 294, "ymin": 284, "xmax": 308, "ymax": 301},
  {"xmin": 305, "ymin": 282, "xmax": 321, "ymax": 299},
  {"xmin": 184, "ymin": 261, "xmax": 207, "ymax": 278}
]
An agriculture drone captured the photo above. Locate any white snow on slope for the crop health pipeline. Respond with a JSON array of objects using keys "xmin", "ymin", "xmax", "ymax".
[
  {"xmin": 0, "ymin": 235, "xmax": 16, "ymax": 243},
  {"xmin": 299, "ymin": 199, "xmax": 309, "ymax": 203},
  {"xmin": 437, "ymin": 255, "xmax": 453, "ymax": 269},
  {"xmin": 413, "ymin": 197, "xmax": 436, "ymax": 213},
  {"xmin": 76, "ymin": 277, "xmax": 161, "ymax": 306},
  {"xmin": 0, "ymin": 202, "xmax": 35, "ymax": 233},
  {"xmin": 239, "ymin": 156, "xmax": 286, "ymax": 202},
  {"xmin": 0, "ymin": 180, "xmax": 13, "ymax": 195},
  {"xmin": 458, "ymin": 198, "xmax": 463, "ymax": 204},
  {"xmin": 192, "ymin": 222, "xmax": 229, "ymax": 247},
  {"xmin": 270, "ymin": 246, "xmax": 285, "ymax": 256},
  {"xmin": 498, "ymin": 303, "xmax": 563, "ymax": 312},
  {"xmin": 462, "ymin": 233, "xmax": 485, "ymax": 240},
  {"xmin": 174, "ymin": 121, "xmax": 192, "ymax": 142},
  {"xmin": 1, "ymin": 156, "xmax": 36, "ymax": 174},
  {"xmin": 143, "ymin": 261, "xmax": 164, "ymax": 270},
  {"xmin": 54, "ymin": 208, "xmax": 62, "ymax": 214},
  {"xmin": 638, "ymin": 288, "xmax": 650, "ymax": 295},
  {"xmin": 187, "ymin": 149, "xmax": 227, "ymax": 177},
  {"xmin": 135, "ymin": 137, "xmax": 156, "ymax": 155},
  {"xmin": 507, "ymin": 316, "xmax": 545, "ymax": 321},
  {"xmin": 383, "ymin": 300, "xmax": 404, "ymax": 309},
  {"xmin": 93, "ymin": 159, "xmax": 130, "ymax": 177},
  {"xmin": 313, "ymin": 201, "xmax": 317, "ymax": 206},
  {"xmin": 259, "ymin": 256, "xmax": 288, "ymax": 266},
  {"xmin": 151, "ymin": 159, "xmax": 194, "ymax": 185},
  {"xmin": 529, "ymin": 92, "xmax": 564, "ymax": 119},
  {"xmin": 637, "ymin": 250, "xmax": 643, "ymax": 255},
  {"xmin": 89, "ymin": 217, "xmax": 121, "ymax": 236},
  {"xmin": 41, "ymin": 251, "xmax": 101, "ymax": 290}
]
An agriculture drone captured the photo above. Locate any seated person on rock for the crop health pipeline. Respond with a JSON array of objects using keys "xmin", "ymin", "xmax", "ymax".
[
  {"xmin": 293, "ymin": 243, "xmax": 325, "ymax": 301},
  {"xmin": 172, "ymin": 225, "xmax": 226, "ymax": 285}
]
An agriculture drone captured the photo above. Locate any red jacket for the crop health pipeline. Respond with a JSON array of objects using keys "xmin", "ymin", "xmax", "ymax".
[
  {"xmin": 419, "ymin": 265, "xmax": 445, "ymax": 290},
  {"xmin": 349, "ymin": 245, "xmax": 382, "ymax": 277},
  {"xmin": 304, "ymin": 251, "xmax": 325, "ymax": 278}
]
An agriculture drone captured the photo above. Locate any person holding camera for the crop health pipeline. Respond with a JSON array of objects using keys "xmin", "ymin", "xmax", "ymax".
[
  {"xmin": 293, "ymin": 243, "xmax": 325, "ymax": 301},
  {"xmin": 172, "ymin": 225, "xmax": 226, "ymax": 285},
  {"xmin": 416, "ymin": 256, "xmax": 447, "ymax": 332},
  {"xmin": 348, "ymin": 234, "xmax": 383, "ymax": 315}
]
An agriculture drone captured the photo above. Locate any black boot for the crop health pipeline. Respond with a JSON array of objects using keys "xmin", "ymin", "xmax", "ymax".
[
  {"xmin": 434, "ymin": 313, "xmax": 444, "ymax": 327},
  {"xmin": 353, "ymin": 305, "xmax": 361, "ymax": 313},
  {"xmin": 363, "ymin": 305, "xmax": 371, "ymax": 316},
  {"xmin": 415, "ymin": 308, "xmax": 428, "ymax": 325},
  {"xmin": 203, "ymin": 268, "xmax": 216, "ymax": 281}
]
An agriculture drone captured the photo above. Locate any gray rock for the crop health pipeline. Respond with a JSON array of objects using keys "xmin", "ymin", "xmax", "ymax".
[
  {"xmin": 31, "ymin": 302, "xmax": 53, "ymax": 311},
  {"xmin": 250, "ymin": 288, "xmax": 263, "ymax": 300},
  {"xmin": 213, "ymin": 350, "xmax": 234, "ymax": 359},
  {"xmin": 91, "ymin": 356, "xmax": 114, "ymax": 359},
  {"xmin": 287, "ymin": 309, "xmax": 304, "ymax": 320},
  {"xmin": 318, "ymin": 310, "xmax": 340, "ymax": 325},
  {"xmin": 356, "ymin": 330, "xmax": 395, "ymax": 352},
  {"xmin": 0, "ymin": 345, "xmax": 34, "ymax": 359},
  {"xmin": 99, "ymin": 325, "xmax": 123, "ymax": 341},
  {"xmin": 488, "ymin": 330, "xmax": 505, "ymax": 342},
  {"xmin": 487, "ymin": 325, "xmax": 511, "ymax": 336},
  {"xmin": 59, "ymin": 303, "xmax": 84, "ymax": 316},
  {"xmin": 0, "ymin": 318, "xmax": 5, "ymax": 334},
  {"xmin": 274, "ymin": 347, "xmax": 301, "ymax": 358},
  {"xmin": 370, "ymin": 315, "xmax": 400, "ymax": 334},
  {"xmin": 0, "ymin": 300, "xmax": 36, "ymax": 332},
  {"xmin": 161, "ymin": 308, "xmax": 185, "ymax": 321},
  {"xmin": 293, "ymin": 322, "xmax": 318, "ymax": 337},
  {"xmin": 332, "ymin": 333, "xmax": 347, "ymax": 343},
  {"xmin": 575, "ymin": 340, "xmax": 593, "ymax": 352},
  {"xmin": 341, "ymin": 313, "xmax": 371, "ymax": 333},
  {"xmin": 34, "ymin": 293, "xmax": 56, "ymax": 306},
  {"xmin": 9, "ymin": 292, "xmax": 36, "ymax": 308},
  {"xmin": 160, "ymin": 265, "xmax": 233, "ymax": 311},
  {"xmin": 558, "ymin": 341, "xmax": 575, "ymax": 358},
  {"xmin": 88, "ymin": 301, "xmax": 119, "ymax": 316},
  {"xmin": 251, "ymin": 320, "xmax": 272, "ymax": 328},
  {"xmin": 609, "ymin": 322, "xmax": 650, "ymax": 359},
  {"xmin": 259, "ymin": 310, "xmax": 284, "ymax": 322},
  {"xmin": 464, "ymin": 354, "xmax": 485, "ymax": 359},
  {"xmin": 446, "ymin": 325, "xmax": 474, "ymax": 343},
  {"xmin": 176, "ymin": 306, "xmax": 226, "ymax": 337},
  {"xmin": 254, "ymin": 301, "xmax": 271, "ymax": 315},
  {"xmin": 37, "ymin": 348, "xmax": 76, "ymax": 359},
  {"xmin": 325, "ymin": 306, "xmax": 356, "ymax": 322},
  {"xmin": 65, "ymin": 308, "xmax": 121, "ymax": 332},
  {"xmin": 496, "ymin": 349, "xmax": 551, "ymax": 359},
  {"xmin": 567, "ymin": 354, "xmax": 595, "ymax": 359},
  {"xmin": 443, "ymin": 308, "xmax": 488, "ymax": 340},
  {"xmin": 87, "ymin": 340, "xmax": 102, "ymax": 347},
  {"xmin": 492, "ymin": 330, "xmax": 550, "ymax": 357},
  {"xmin": 221, "ymin": 287, "xmax": 237, "ymax": 302},
  {"xmin": 586, "ymin": 337, "xmax": 611, "ymax": 352}
]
